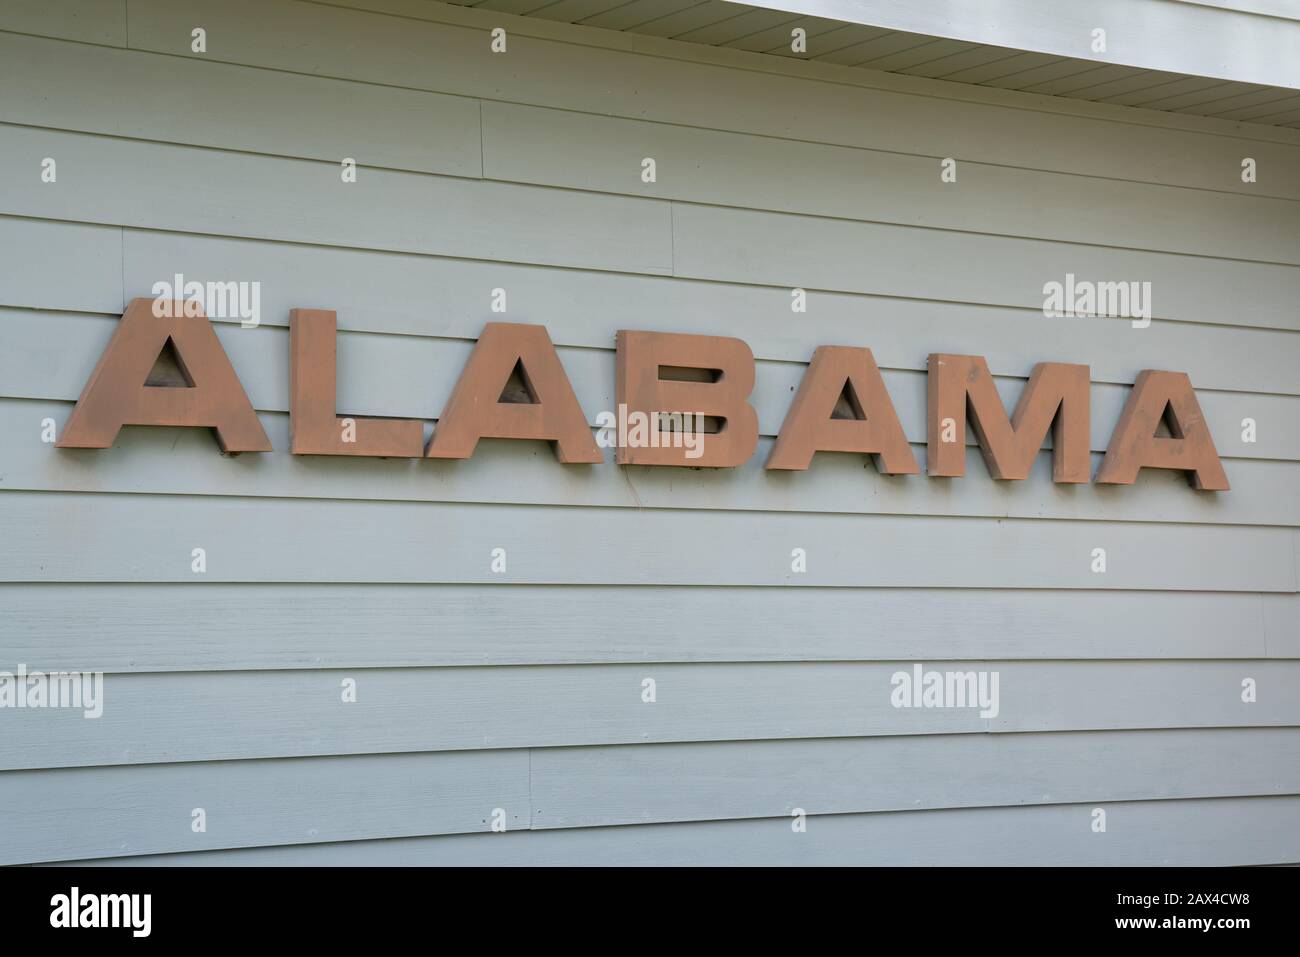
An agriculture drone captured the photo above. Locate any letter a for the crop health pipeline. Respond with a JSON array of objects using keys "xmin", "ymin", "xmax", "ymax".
[
  {"xmin": 1095, "ymin": 370, "xmax": 1228, "ymax": 490},
  {"xmin": 58, "ymin": 298, "xmax": 270, "ymax": 452},
  {"xmin": 427, "ymin": 323, "xmax": 600, "ymax": 462},
  {"xmin": 766, "ymin": 346, "xmax": 917, "ymax": 473}
]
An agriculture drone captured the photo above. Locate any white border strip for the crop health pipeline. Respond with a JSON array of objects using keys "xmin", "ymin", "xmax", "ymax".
[{"xmin": 733, "ymin": 0, "xmax": 1300, "ymax": 89}]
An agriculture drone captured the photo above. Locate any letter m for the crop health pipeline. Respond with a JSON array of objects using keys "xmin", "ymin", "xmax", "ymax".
[{"xmin": 927, "ymin": 355, "xmax": 1090, "ymax": 483}]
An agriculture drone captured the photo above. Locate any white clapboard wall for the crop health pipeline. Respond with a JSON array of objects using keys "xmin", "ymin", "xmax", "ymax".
[{"xmin": 0, "ymin": 0, "xmax": 1297, "ymax": 866}]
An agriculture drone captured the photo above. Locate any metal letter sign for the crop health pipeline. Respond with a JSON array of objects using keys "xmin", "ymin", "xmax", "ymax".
[{"xmin": 57, "ymin": 300, "xmax": 1228, "ymax": 490}]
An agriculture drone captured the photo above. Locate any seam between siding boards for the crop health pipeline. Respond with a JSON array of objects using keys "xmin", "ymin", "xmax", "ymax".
[
  {"xmin": 4, "ymin": 119, "xmax": 1298, "ymax": 268},
  {"xmin": 22, "ymin": 793, "xmax": 1300, "ymax": 866},
  {"xmin": 1, "ymin": 487, "xmax": 1296, "ymax": 533},
  {"xmin": 3, "ymin": 31, "xmax": 1298, "ymax": 203},
  {"xmin": 6, "ymin": 233, "xmax": 1300, "ymax": 338}
]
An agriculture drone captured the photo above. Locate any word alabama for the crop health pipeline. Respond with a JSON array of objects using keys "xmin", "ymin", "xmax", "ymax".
[{"xmin": 56, "ymin": 298, "xmax": 1229, "ymax": 490}]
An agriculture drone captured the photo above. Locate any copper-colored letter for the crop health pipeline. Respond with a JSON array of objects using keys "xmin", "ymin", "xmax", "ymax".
[
  {"xmin": 426, "ymin": 322, "xmax": 600, "ymax": 462},
  {"xmin": 289, "ymin": 309, "xmax": 423, "ymax": 457},
  {"xmin": 615, "ymin": 330, "xmax": 759, "ymax": 467},
  {"xmin": 1095, "ymin": 370, "xmax": 1228, "ymax": 490},
  {"xmin": 927, "ymin": 355, "xmax": 1090, "ymax": 482},
  {"xmin": 57, "ymin": 297, "xmax": 270, "ymax": 453},
  {"xmin": 766, "ymin": 346, "xmax": 917, "ymax": 473}
]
